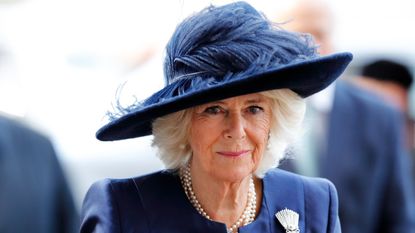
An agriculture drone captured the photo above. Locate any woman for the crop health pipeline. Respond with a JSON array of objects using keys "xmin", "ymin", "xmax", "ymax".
[{"xmin": 80, "ymin": 2, "xmax": 352, "ymax": 233}]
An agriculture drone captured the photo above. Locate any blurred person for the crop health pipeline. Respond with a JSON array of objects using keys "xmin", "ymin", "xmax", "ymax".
[
  {"xmin": 354, "ymin": 59, "xmax": 414, "ymax": 150},
  {"xmin": 277, "ymin": 0, "xmax": 415, "ymax": 232},
  {"xmin": 279, "ymin": 0, "xmax": 335, "ymax": 55},
  {"xmin": 1, "ymin": 31, "xmax": 79, "ymax": 232},
  {"xmin": 353, "ymin": 58, "xmax": 415, "ymax": 187},
  {"xmin": 80, "ymin": 2, "xmax": 352, "ymax": 232},
  {"xmin": 0, "ymin": 113, "xmax": 79, "ymax": 233}
]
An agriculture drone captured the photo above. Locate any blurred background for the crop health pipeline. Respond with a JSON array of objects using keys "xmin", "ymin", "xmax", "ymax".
[{"xmin": 1, "ymin": 0, "xmax": 414, "ymax": 212}]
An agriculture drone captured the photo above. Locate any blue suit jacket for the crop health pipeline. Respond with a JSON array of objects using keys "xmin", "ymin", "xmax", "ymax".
[
  {"xmin": 0, "ymin": 115, "xmax": 79, "ymax": 233},
  {"xmin": 281, "ymin": 81, "xmax": 415, "ymax": 233},
  {"xmin": 80, "ymin": 169, "xmax": 340, "ymax": 233}
]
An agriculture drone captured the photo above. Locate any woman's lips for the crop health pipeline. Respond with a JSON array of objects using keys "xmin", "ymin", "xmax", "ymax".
[{"xmin": 217, "ymin": 150, "xmax": 250, "ymax": 157}]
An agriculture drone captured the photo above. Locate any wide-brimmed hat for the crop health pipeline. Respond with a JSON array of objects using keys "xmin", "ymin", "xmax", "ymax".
[{"xmin": 96, "ymin": 1, "xmax": 352, "ymax": 141}]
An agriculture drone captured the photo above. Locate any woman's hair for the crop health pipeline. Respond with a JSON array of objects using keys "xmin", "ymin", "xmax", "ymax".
[{"xmin": 152, "ymin": 89, "xmax": 305, "ymax": 178}]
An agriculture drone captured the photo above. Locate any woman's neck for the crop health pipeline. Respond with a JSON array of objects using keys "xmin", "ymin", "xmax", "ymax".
[{"xmin": 189, "ymin": 162, "xmax": 259, "ymax": 228}]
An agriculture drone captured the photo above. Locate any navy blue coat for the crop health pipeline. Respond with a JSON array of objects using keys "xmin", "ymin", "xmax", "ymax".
[
  {"xmin": 80, "ymin": 169, "xmax": 340, "ymax": 233},
  {"xmin": 0, "ymin": 115, "xmax": 79, "ymax": 233},
  {"xmin": 281, "ymin": 81, "xmax": 415, "ymax": 233}
]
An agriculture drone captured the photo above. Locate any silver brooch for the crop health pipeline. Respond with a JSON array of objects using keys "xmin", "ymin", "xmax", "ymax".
[{"xmin": 275, "ymin": 208, "xmax": 300, "ymax": 233}]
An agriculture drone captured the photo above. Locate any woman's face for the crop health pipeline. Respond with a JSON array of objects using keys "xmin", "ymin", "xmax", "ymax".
[{"xmin": 189, "ymin": 93, "xmax": 272, "ymax": 182}]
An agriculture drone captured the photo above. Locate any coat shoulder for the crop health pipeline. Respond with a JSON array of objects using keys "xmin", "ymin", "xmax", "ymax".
[
  {"xmin": 80, "ymin": 171, "xmax": 172, "ymax": 233},
  {"xmin": 266, "ymin": 168, "xmax": 337, "ymax": 194}
]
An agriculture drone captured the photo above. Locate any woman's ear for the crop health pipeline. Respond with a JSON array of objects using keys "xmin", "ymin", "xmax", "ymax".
[{"xmin": 266, "ymin": 132, "xmax": 271, "ymax": 150}]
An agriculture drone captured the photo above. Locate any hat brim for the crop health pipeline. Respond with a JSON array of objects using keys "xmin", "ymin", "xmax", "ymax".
[{"xmin": 97, "ymin": 52, "xmax": 352, "ymax": 141}]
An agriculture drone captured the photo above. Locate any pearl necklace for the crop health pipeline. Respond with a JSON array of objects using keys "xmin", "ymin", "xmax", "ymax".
[{"xmin": 179, "ymin": 164, "xmax": 257, "ymax": 233}]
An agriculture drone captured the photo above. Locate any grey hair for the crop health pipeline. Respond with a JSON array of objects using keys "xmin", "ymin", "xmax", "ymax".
[
  {"xmin": 256, "ymin": 89, "xmax": 305, "ymax": 177},
  {"xmin": 151, "ymin": 89, "xmax": 305, "ymax": 177}
]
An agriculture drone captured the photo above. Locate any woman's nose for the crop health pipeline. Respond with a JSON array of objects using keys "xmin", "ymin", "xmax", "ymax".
[{"xmin": 224, "ymin": 112, "xmax": 246, "ymax": 140}]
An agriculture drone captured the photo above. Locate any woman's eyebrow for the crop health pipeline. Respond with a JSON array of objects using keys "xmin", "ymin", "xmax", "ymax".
[
  {"xmin": 245, "ymin": 98, "xmax": 264, "ymax": 104},
  {"xmin": 204, "ymin": 101, "xmax": 226, "ymax": 105}
]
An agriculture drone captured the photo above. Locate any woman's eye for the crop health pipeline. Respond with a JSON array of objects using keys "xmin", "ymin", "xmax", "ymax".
[
  {"xmin": 204, "ymin": 106, "xmax": 223, "ymax": 115},
  {"xmin": 247, "ymin": 106, "xmax": 263, "ymax": 114}
]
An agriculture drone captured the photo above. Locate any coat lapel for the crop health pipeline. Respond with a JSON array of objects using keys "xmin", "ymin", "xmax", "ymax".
[{"xmin": 262, "ymin": 170, "xmax": 305, "ymax": 233}]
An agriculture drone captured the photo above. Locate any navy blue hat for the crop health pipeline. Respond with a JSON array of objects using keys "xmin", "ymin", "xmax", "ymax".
[{"xmin": 97, "ymin": 1, "xmax": 352, "ymax": 141}]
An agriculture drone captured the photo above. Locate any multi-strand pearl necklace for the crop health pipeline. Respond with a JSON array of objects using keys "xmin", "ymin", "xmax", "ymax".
[{"xmin": 179, "ymin": 164, "xmax": 257, "ymax": 233}]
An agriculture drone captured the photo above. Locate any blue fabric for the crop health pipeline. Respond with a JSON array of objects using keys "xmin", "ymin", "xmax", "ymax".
[
  {"xmin": 0, "ymin": 115, "xmax": 79, "ymax": 233},
  {"xmin": 281, "ymin": 81, "xmax": 415, "ymax": 233},
  {"xmin": 324, "ymin": 81, "xmax": 415, "ymax": 233},
  {"xmin": 80, "ymin": 169, "xmax": 340, "ymax": 233}
]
